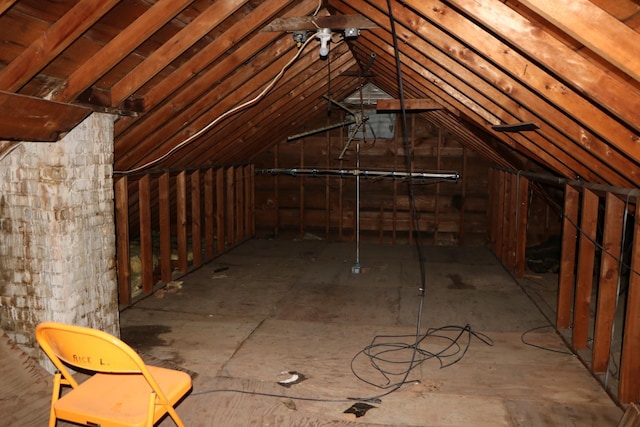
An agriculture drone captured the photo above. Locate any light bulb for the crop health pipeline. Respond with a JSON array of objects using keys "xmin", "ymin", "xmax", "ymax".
[{"xmin": 316, "ymin": 28, "xmax": 332, "ymax": 58}]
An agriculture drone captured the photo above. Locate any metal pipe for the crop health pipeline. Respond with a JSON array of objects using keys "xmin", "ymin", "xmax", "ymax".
[{"xmin": 255, "ymin": 167, "xmax": 460, "ymax": 181}]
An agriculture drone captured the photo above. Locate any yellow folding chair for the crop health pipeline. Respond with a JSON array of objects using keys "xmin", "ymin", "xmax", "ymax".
[{"xmin": 36, "ymin": 322, "xmax": 192, "ymax": 427}]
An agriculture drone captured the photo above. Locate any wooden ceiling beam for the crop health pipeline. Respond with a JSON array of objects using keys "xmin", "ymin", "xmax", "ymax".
[
  {"xmin": 364, "ymin": 58, "xmax": 518, "ymax": 169},
  {"xmin": 143, "ymin": 39, "xmax": 353, "ymax": 169},
  {"xmin": 356, "ymin": 41, "xmax": 567, "ymax": 175},
  {"xmin": 110, "ymin": 0, "xmax": 248, "ymax": 106},
  {"xmin": 519, "ymin": 0, "xmax": 640, "ymax": 84},
  {"xmin": 51, "ymin": 0, "xmax": 194, "ymax": 103},
  {"xmin": 0, "ymin": 90, "xmax": 91, "ymax": 141},
  {"xmin": 115, "ymin": 35, "xmax": 303, "ymax": 171},
  {"xmin": 186, "ymin": 49, "xmax": 360, "ymax": 166},
  {"xmin": 0, "ymin": 0, "xmax": 120, "ymax": 92},
  {"xmin": 376, "ymin": 98, "xmax": 443, "ymax": 111},
  {"xmin": 339, "ymin": 1, "xmax": 630, "ymax": 185},
  {"xmin": 348, "ymin": 38, "xmax": 539, "ymax": 172},
  {"xmin": 131, "ymin": 0, "xmax": 315, "ymax": 118},
  {"xmin": 445, "ymin": 0, "xmax": 640, "ymax": 133},
  {"xmin": 115, "ymin": 1, "xmax": 316, "ymax": 168},
  {"xmin": 196, "ymin": 50, "xmax": 360, "ymax": 165},
  {"xmin": 262, "ymin": 14, "xmax": 377, "ymax": 32},
  {"xmin": 338, "ymin": 2, "xmax": 577, "ymax": 176},
  {"xmin": 0, "ymin": 0, "xmax": 18, "ymax": 16},
  {"xmin": 116, "ymin": 30, "xmax": 286, "ymax": 163},
  {"xmin": 395, "ymin": 0, "xmax": 640, "ymax": 181}
]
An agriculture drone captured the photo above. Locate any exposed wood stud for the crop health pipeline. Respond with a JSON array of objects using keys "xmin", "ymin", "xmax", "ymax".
[
  {"xmin": 216, "ymin": 168, "xmax": 225, "ymax": 253},
  {"xmin": 515, "ymin": 175, "xmax": 529, "ymax": 278},
  {"xmin": 226, "ymin": 166, "xmax": 235, "ymax": 247},
  {"xmin": 619, "ymin": 197, "xmax": 640, "ymax": 403},
  {"xmin": 138, "ymin": 174, "xmax": 153, "ymax": 293},
  {"xmin": 204, "ymin": 168, "xmax": 215, "ymax": 259},
  {"xmin": 487, "ymin": 168, "xmax": 495, "ymax": 251},
  {"xmin": 275, "ymin": 143, "xmax": 280, "ymax": 238},
  {"xmin": 507, "ymin": 173, "xmax": 518, "ymax": 270},
  {"xmin": 557, "ymin": 185, "xmax": 579, "ymax": 329},
  {"xmin": 176, "ymin": 171, "xmax": 188, "ymax": 274},
  {"xmin": 325, "ymin": 127, "xmax": 331, "ymax": 238},
  {"xmin": 235, "ymin": 165, "xmax": 244, "ymax": 243},
  {"xmin": 115, "ymin": 176, "xmax": 130, "ymax": 307},
  {"xmin": 190, "ymin": 170, "xmax": 202, "ymax": 267},
  {"xmin": 409, "ymin": 115, "xmax": 415, "ymax": 245},
  {"xmin": 158, "ymin": 172, "xmax": 172, "ymax": 282},
  {"xmin": 249, "ymin": 164, "xmax": 255, "ymax": 238},
  {"xmin": 459, "ymin": 146, "xmax": 468, "ymax": 245},
  {"xmin": 573, "ymin": 188, "xmax": 600, "ymax": 349},
  {"xmin": 300, "ymin": 138, "xmax": 305, "ymax": 237},
  {"xmin": 435, "ymin": 127, "xmax": 442, "ymax": 244},
  {"xmin": 495, "ymin": 170, "xmax": 506, "ymax": 259},
  {"xmin": 592, "ymin": 193, "xmax": 625, "ymax": 372}
]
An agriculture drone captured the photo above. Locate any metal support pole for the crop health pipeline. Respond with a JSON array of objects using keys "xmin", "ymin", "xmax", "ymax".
[{"xmin": 352, "ymin": 139, "xmax": 361, "ymax": 274}]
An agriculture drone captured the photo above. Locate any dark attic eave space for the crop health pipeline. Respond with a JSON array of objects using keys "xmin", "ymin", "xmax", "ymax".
[{"xmin": 0, "ymin": 0, "xmax": 638, "ymax": 188}]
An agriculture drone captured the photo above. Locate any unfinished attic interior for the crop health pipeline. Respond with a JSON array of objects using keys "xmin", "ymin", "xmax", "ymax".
[{"xmin": 1, "ymin": 0, "xmax": 640, "ymax": 424}]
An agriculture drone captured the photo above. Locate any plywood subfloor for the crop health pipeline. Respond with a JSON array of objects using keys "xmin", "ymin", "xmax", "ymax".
[
  {"xmin": 119, "ymin": 239, "xmax": 624, "ymax": 426},
  {"xmin": 0, "ymin": 331, "xmax": 51, "ymax": 426}
]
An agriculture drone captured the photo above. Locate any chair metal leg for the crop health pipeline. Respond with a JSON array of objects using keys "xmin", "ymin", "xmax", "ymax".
[{"xmin": 49, "ymin": 372, "xmax": 62, "ymax": 427}]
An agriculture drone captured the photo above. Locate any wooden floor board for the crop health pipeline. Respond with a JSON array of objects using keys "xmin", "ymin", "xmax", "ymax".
[{"xmin": 35, "ymin": 240, "xmax": 622, "ymax": 426}]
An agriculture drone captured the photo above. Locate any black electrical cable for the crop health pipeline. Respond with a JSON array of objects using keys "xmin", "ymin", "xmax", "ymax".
[
  {"xmin": 520, "ymin": 325, "xmax": 573, "ymax": 355},
  {"xmin": 386, "ymin": 0, "xmax": 427, "ymax": 294},
  {"xmin": 189, "ymin": 1, "xmax": 488, "ymax": 409},
  {"xmin": 349, "ymin": 323, "xmax": 494, "ymax": 391},
  {"xmin": 335, "ymin": 1, "xmax": 426, "ymax": 404},
  {"xmin": 191, "ymin": 388, "xmax": 354, "ymax": 403}
]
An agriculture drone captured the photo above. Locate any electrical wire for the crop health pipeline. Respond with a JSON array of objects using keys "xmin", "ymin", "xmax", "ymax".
[
  {"xmin": 191, "ymin": 387, "xmax": 354, "ymax": 403},
  {"xmin": 559, "ymin": 195, "xmax": 639, "ymax": 280},
  {"xmin": 115, "ymin": 35, "xmax": 317, "ymax": 175},
  {"xmin": 349, "ymin": 322, "xmax": 494, "ymax": 393},
  {"xmin": 520, "ymin": 325, "xmax": 573, "ymax": 355},
  {"xmin": 189, "ymin": 0, "xmax": 487, "ymax": 409}
]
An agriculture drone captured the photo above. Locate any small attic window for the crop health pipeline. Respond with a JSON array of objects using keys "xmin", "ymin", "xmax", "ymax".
[
  {"xmin": 343, "ymin": 83, "xmax": 395, "ymax": 139},
  {"xmin": 348, "ymin": 110, "xmax": 395, "ymax": 139}
]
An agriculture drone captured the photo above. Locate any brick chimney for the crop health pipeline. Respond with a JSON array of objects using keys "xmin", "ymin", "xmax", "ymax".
[{"xmin": 0, "ymin": 113, "xmax": 119, "ymax": 363}]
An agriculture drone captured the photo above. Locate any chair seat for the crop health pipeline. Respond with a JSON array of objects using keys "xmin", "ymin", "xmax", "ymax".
[{"xmin": 54, "ymin": 366, "xmax": 192, "ymax": 427}]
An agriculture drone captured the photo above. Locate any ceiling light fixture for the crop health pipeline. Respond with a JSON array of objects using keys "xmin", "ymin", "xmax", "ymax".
[{"xmin": 316, "ymin": 28, "xmax": 332, "ymax": 57}]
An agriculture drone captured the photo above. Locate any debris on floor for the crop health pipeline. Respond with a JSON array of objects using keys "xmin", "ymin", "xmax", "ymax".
[
  {"xmin": 166, "ymin": 280, "xmax": 183, "ymax": 291},
  {"xmin": 343, "ymin": 402, "xmax": 376, "ymax": 418},
  {"xmin": 277, "ymin": 370, "xmax": 306, "ymax": 387}
]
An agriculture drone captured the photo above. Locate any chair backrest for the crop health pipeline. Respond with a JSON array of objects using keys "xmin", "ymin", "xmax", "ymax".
[{"xmin": 36, "ymin": 322, "xmax": 147, "ymax": 374}]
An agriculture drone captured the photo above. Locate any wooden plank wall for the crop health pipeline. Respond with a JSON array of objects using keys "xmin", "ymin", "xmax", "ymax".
[
  {"xmin": 487, "ymin": 169, "xmax": 529, "ymax": 275},
  {"xmin": 489, "ymin": 169, "xmax": 640, "ymax": 404},
  {"xmin": 253, "ymin": 114, "xmax": 490, "ymax": 245},
  {"xmin": 114, "ymin": 164, "xmax": 254, "ymax": 307}
]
